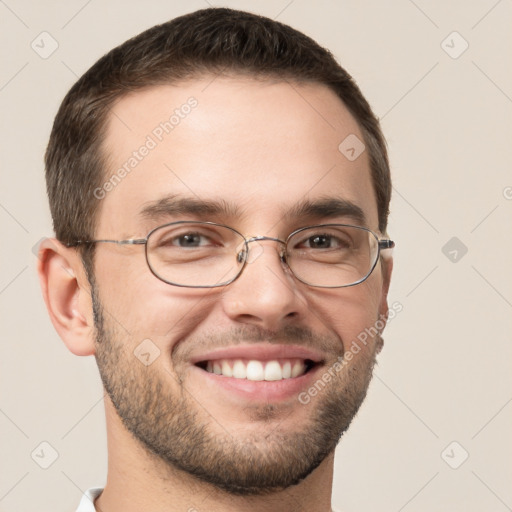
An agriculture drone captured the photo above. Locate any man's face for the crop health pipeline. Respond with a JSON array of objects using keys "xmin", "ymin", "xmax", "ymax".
[{"xmin": 90, "ymin": 76, "xmax": 391, "ymax": 494}]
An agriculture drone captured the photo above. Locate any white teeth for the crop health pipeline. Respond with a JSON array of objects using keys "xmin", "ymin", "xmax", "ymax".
[
  {"xmin": 291, "ymin": 361, "xmax": 305, "ymax": 378},
  {"xmin": 246, "ymin": 360, "xmax": 264, "ymax": 381},
  {"xmin": 282, "ymin": 361, "xmax": 292, "ymax": 379},
  {"xmin": 221, "ymin": 360, "xmax": 233, "ymax": 377},
  {"xmin": 204, "ymin": 358, "xmax": 310, "ymax": 380},
  {"xmin": 232, "ymin": 360, "xmax": 246, "ymax": 379},
  {"xmin": 264, "ymin": 360, "xmax": 283, "ymax": 381}
]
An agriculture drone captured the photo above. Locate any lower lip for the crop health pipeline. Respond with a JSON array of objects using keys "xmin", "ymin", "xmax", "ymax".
[{"xmin": 191, "ymin": 364, "xmax": 324, "ymax": 402}]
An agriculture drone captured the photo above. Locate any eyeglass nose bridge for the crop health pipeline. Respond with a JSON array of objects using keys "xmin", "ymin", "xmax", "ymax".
[{"xmin": 236, "ymin": 235, "xmax": 287, "ymax": 265}]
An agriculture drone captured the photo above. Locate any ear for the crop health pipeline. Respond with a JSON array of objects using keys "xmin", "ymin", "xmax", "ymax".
[
  {"xmin": 376, "ymin": 255, "xmax": 394, "ymax": 353},
  {"xmin": 37, "ymin": 238, "xmax": 96, "ymax": 356}
]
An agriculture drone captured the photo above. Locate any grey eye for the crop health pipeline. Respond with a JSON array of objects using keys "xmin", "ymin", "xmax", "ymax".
[{"xmin": 176, "ymin": 234, "xmax": 203, "ymax": 247}]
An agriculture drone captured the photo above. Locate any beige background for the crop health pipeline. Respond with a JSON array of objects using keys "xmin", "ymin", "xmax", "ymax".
[{"xmin": 1, "ymin": 1, "xmax": 511, "ymax": 510}]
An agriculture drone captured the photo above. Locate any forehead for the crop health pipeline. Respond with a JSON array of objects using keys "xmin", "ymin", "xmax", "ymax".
[{"xmin": 98, "ymin": 76, "xmax": 378, "ymax": 235}]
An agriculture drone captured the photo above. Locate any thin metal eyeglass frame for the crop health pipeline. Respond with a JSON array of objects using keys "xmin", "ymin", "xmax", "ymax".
[{"xmin": 68, "ymin": 220, "xmax": 395, "ymax": 288}]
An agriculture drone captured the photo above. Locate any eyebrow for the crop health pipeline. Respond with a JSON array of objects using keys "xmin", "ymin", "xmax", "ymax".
[
  {"xmin": 139, "ymin": 194, "xmax": 367, "ymax": 226},
  {"xmin": 139, "ymin": 194, "xmax": 243, "ymax": 220},
  {"xmin": 283, "ymin": 197, "xmax": 367, "ymax": 226}
]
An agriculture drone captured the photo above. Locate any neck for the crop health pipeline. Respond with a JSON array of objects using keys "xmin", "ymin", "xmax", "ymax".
[{"xmin": 95, "ymin": 400, "xmax": 335, "ymax": 512}]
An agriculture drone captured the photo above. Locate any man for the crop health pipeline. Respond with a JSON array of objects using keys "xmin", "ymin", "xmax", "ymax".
[{"xmin": 38, "ymin": 7, "xmax": 394, "ymax": 512}]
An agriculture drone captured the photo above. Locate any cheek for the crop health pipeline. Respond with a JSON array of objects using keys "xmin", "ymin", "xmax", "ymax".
[
  {"xmin": 311, "ymin": 276, "xmax": 384, "ymax": 353},
  {"xmin": 94, "ymin": 250, "xmax": 217, "ymax": 339}
]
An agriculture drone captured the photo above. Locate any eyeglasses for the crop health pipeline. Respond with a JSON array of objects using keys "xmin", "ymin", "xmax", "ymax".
[{"xmin": 69, "ymin": 221, "xmax": 394, "ymax": 288}]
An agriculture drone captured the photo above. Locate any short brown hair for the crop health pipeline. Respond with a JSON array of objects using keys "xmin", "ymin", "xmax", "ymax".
[{"xmin": 45, "ymin": 7, "xmax": 391, "ymax": 253}]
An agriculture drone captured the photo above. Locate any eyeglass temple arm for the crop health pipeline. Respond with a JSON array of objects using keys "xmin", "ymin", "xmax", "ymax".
[
  {"xmin": 67, "ymin": 238, "xmax": 147, "ymax": 247},
  {"xmin": 378, "ymin": 240, "xmax": 395, "ymax": 250}
]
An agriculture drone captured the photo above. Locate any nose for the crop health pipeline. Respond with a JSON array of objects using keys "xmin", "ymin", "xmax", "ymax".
[{"xmin": 221, "ymin": 238, "xmax": 305, "ymax": 331}]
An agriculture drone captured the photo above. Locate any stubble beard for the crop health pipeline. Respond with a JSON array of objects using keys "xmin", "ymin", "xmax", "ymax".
[{"xmin": 92, "ymin": 285, "xmax": 377, "ymax": 496}]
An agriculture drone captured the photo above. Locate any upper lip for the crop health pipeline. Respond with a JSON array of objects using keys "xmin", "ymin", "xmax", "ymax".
[{"xmin": 190, "ymin": 344, "xmax": 326, "ymax": 365}]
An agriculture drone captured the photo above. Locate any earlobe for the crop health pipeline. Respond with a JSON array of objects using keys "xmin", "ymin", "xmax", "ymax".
[{"xmin": 37, "ymin": 238, "xmax": 96, "ymax": 356}]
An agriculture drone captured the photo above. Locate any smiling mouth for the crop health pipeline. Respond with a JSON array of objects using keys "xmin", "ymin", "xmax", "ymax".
[{"xmin": 195, "ymin": 358, "xmax": 319, "ymax": 381}]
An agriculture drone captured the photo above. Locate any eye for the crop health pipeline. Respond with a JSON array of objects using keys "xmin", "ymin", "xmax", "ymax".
[
  {"xmin": 298, "ymin": 233, "xmax": 350, "ymax": 250},
  {"xmin": 149, "ymin": 223, "xmax": 242, "ymax": 255},
  {"xmin": 158, "ymin": 231, "xmax": 219, "ymax": 248},
  {"xmin": 172, "ymin": 233, "xmax": 211, "ymax": 248},
  {"xmin": 307, "ymin": 234, "xmax": 334, "ymax": 249}
]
